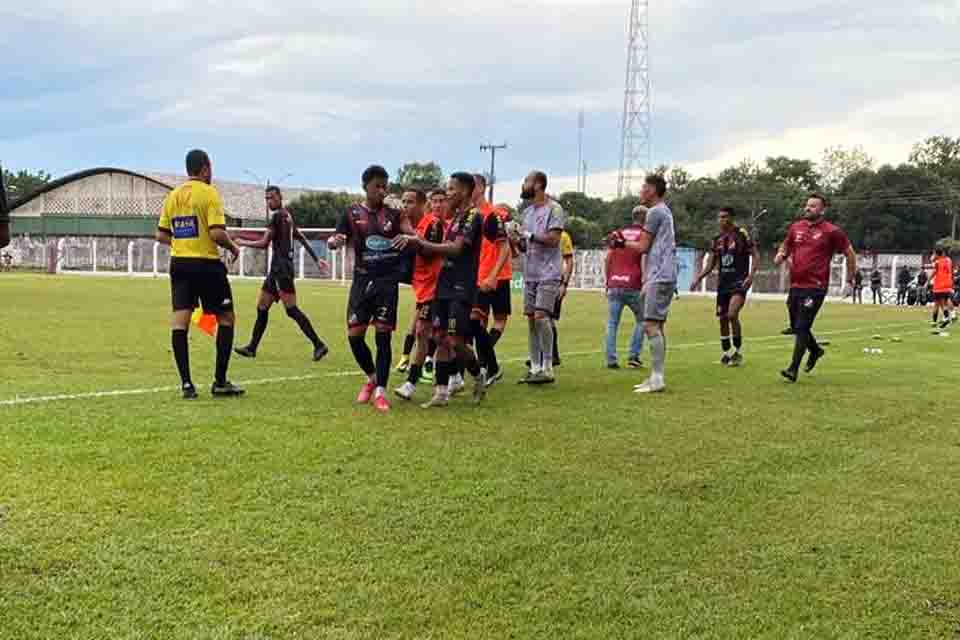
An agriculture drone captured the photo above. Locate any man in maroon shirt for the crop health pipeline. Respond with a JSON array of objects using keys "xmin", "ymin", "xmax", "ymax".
[
  {"xmin": 775, "ymin": 194, "xmax": 857, "ymax": 382},
  {"xmin": 604, "ymin": 206, "xmax": 647, "ymax": 369}
]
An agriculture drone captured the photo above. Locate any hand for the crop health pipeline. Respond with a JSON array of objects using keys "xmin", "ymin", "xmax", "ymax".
[
  {"xmin": 480, "ymin": 277, "xmax": 497, "ymax": 293},
  {"xmin": 689, "ymin": 279, "xmax": 700, "ymax": 292},
  {"xmin": 315, "ymin": 257, "xmax": 329, "ymax": 271},
  {"xmin": 773, "ymin": 252, "xmax": 785, "ymax": 266},
  {"xmin": 227, "ymin": 244, "xmax": 240, "ymax": 264},
  {"xmin": 391, "ymin": 234, "xmax": 419, "ymax": 251},
  {"xmin": 743, "ymin": 276, "xmax": 754, "ymax": 291},
  {"xmin": 327, "ymin": 234, "xmax": 346, "ymax": 250},
  {"xmin": 559, "ymin": 283, "xmax": 568, "ymax": 300}
]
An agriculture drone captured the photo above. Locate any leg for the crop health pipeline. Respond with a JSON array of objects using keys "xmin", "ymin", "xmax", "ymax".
[
  {"xmin": 281, "ymin": 290, "xmax": 326, "ymax": 353},
  {"xmin": 214, "ymin": 310, "xmax": 236, "ymax": 386},
  {"xmin": 537, "ymin": 282, "xmax": 561, "ymax": 375},
  {"xmin": 728, "ymin": 293, "xmax": 746, "ymax": 353},
  {"xmin": 605, "ymin": 291, "xmax": 626, "ymax": 365},
  {"xmin": 374, "ymin": 330, "xmax": 393, "ymax": 390},
  {"xmin": 626, "ymin": 292, "xmax": 646, "ymax": 361},
  {"xmin": 171, "ymin": 309, "xmax": 193, "ymax": 387},
  {"xmin": 524, "ymin": 281, "xmax": 542, "ymax": 375},
  {"xmin": 240, "ymin": 288, "xmax": 275, "ymax": 355}
]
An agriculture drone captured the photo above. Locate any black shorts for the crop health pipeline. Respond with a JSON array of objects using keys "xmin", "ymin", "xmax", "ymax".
[
  {"xmin": 263, "ymin": 264, "xmax": 296, "ymax": 297},
  {"xmin": 416, "ymin": 300, "xmax": 435, "ymax": 326},
  {"xmin": 716, "ymin": 288, "xmax": 747, "ymax": 318},
  {"xmin": 787, "ymin": 289, "xmax": 826, "ymax": 332},
  {"xmin": 934, "ymin": 291, "xmax": 952, "ymax": 303},
  {"xmin": 347, "ymin": 276, "xmax": 399, "ymax": 330},
  {"xmin": 170, "ymin": 258, "xmax": 233, "ymax": 314},
  {"xmin": 473, "ymin": 280, "xmax": 512, "ymax": 319},
  {"xmin": 433, "ymin": 299, "xmax": 472, "ymax": 338}
]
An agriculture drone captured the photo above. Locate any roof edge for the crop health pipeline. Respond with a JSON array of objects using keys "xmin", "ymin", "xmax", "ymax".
[{"xmin": 8, "ymin": 168, "xmax": 173, "ymax": 212}]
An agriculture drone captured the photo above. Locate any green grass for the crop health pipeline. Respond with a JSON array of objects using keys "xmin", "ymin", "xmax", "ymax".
[{"xmin": 2, "ymin": 273, "xmax": 960, "ymax": 639}]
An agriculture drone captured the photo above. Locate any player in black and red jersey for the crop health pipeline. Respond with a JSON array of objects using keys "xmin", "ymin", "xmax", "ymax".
[
  {"xmin": 0, "ymin": 162, "xmax": 10, "ymax": 249},
  {"xmin": 234, "ymin": 186, "xmax": 329, "ymax": 361},
  {"xmin": 690, "ymin": 207, "xmax": 759, "ymax": 367},
  {"xmin": 327, "ymin": 165, "xmax": 416, "ymax": 413}
]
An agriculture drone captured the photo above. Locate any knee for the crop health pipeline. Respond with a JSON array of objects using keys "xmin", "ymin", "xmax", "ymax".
[
  {"xmin": 218, "ymin": 311, "xmax": 235, "ymax": 327},
  {"xmin": 375, "ymin": 331, "xmax": 392, "ymax": 348},
  {"xmin": 285, "ymin": 305, "xmax": 300, "ymax": 319}
]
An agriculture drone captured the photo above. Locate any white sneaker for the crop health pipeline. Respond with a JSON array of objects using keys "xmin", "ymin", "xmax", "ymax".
[
  {"xmin": 394, "ymin": 381, "xmax": 416, "ymax": 401},
  {"xmin": 421, "ymin": 389, "xmax": 450, "ymax": 409},
  {"xmin": 634, "ymin": 376, "xmax": 666, "ymax": 394},
  {"xmin": 448, "ymin": 374, "xmax": 466, "ymax": 396}
]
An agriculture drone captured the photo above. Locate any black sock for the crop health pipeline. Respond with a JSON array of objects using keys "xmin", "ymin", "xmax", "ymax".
[
  {"xmin": 348, "ymin": 335, "xmax": 376, "ymax": 376},
  {"xmin": 375, "ymin": 332, "xmax": 392, "ymax": 389},
  {"xmin": 790, "ymin": 331, "xmax": 809, "ymax": 371},
  {"xmin": 427, "ymin": 339, "xmax": 437, "ymax": 359},
  {"xmin": 721, "ymin": 336, "xmax": 732, "ymax": 352},
  {"xmin": 808, "ymin": 333, "xmax": 820, "ymax": 355},
  {"xmin": 402, "ymin": 333, "xmax": 416, "ymax": 357},
  {"xmin": 286, "ymin": 306, "xmax": 323, "ymax": 347},
  {"xmin": 471, "ymin": 319, "xmax": 498, "ymax": 374},
  {"xmin": 552, "ymin": 326, "xmax": 560, "ymax": 361},
  {"xmin": 408, "ymin": 363, "xmax": 422, "ymax": 384},
  {"xmin": 489, "ymin": 328, "xmax": 503, "ymax": 347},
  {"xmin": 249, "ymin": 307, "xmax": 269, "ymax": 351},
  {"xmin": 435, "ymin": 360, "xmax": 451, "ymax": 387},
  {"xmin": 733, "ymin": 335, "xmax": 742, "ymax": 350},
  {"xmin": 461, "ymin": 346, "xmax": 481, "ymax": 378},
  {"xmin": 215, "ymin": 325, "xmax": 234, "ymax": 385},
  {"xmin": 934, "ymin": 309, "xmax": 940, "ymax": 322},
  {"xmin": 172, "ymin": 329, "xmax": 191, "ymax": 386}
]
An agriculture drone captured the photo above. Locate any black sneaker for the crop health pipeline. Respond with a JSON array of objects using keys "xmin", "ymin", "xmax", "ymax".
[
  {"xmin": 728, "ymin": 352, "xmax": 743, "ymax": 367},
  {"xmin": 780, "ymin": 369, "xmax": 798, "ymax": 383},
  {"xmin": 182, "ymin": 383, "xmax": 198, "ymax": 400},
  {"xmin": 313, "ymin": 342, "xmax": 329, "ymax": 362},
  {"xmin": 234, "ymin": 346, "xmax": 256, "ymax": 358},
  {"xmin": 552, "ymin": 356, "xmax": 561, "ymax": 367},
  {"xmin": 607, "ymin": 361, "xmax": 621, "ymax": 370},
  {"xmin": 211, "ymin": 381, "xmax": 245, "ymax": 397},
  {"xmin": 627, "ymin": 357, "xmax": 643, "ymax": 369},
  {"xmin": 804, "ymin": 347, "xmax": 825, "ymax": 373},
  {"xmin": 518, "ymin": 371, "xmax": 536, "ymax": 384},
  {"xmin": 485, "ymin": 368, "xmax": 504, "ymax": 388},
  {"xmin": 720, "ymin": 354, "xmax": 732, "ymax": 366},
  {"xmin": 781, "ymin": 327, "xmax": 795, "ymax": 335}
]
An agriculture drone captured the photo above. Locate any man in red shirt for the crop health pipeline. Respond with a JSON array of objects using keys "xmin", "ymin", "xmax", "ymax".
[
  {"xmin": 774, "ymin": 193, "xmax": 857, "ymax": 383},
  {"xmin": 929, "ymin": 248, "xmax": 955, "ymax": 329},
  {"xmin": 604, "ymin": 206, "xmax": 647, "ymax": 369}
]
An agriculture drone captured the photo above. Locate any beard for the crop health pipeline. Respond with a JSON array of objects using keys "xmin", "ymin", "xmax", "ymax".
[
  {"xmin": 804, "ymin": 211, "xmax": 824, "ymax": 222},
  {"xmin": 520, "ymin": 188, "xmax": 535, "ymax": 200}
]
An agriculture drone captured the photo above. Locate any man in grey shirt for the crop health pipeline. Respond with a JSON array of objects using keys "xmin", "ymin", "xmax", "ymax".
[
  {"xmin": 512, "ymin": 170, "xmax": 566, "ymax": 384},
  {"xmin": 612, "ymin": 173, "xmax": 675, "ymax": 393}
]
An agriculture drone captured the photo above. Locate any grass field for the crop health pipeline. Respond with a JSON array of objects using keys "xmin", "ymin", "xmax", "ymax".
[{"xmin": 2, "ymin": 273, "xmax": 960, "ymax": 639}]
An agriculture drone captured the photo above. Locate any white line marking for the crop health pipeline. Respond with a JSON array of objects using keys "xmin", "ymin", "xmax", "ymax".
[{"xmin": 0, "ymin": 321, "xmax": 923, "ymax": 408}]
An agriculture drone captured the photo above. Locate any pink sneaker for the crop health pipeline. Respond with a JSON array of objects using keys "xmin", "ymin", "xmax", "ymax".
[
  {"xmin": 373, "ymin": 393, "xmax": 391, "ymax": 413},
  {"xmin": 356, "ymin": 382, "xmax": 376, "ymax": 404}
]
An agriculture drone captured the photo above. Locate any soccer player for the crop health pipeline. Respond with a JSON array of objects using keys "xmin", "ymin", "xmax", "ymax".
[
  {"xmin": 470, "ymin": 174, "xmax": 513, "ymax": 386},
  {"xmin": 551, "ymin": 229, "xmax": 575, "ymax": 367},
  {"xmin": 393, "ymin": 172, "xmax": 504, "ymax": 408},
  {"xmin": 327, "ymin": 165, "xmax": 415, "ymax": 413},
  {"xmin": 930, "ymin": 248, "xmax": 954, "ymax": 329},
  {"xmin": 690, "ymin": 207, "xmax": 759, "ymax": 367},
  {"xmin": 394, "ymin": 189, "xmax": 444, "ymax": 401},
  {"xmin": 604, "ymin": 206, "xmax": 647, "ymax": 369},
  {"xmin": 0, "ymin": 164, "xmax": 9, "ymax": 249},
  {"xmin": 774, "ymin": 193, "xmax": 856, "ymax": 383},
  {"xmin": 513, "ymin": 171, "xmax": 566, "ymax": 385},
  {"xmin": 234, "ymin": 186, "xmax": 329, "ymax": 361},
  {"xmin": 610, "ymin": 174, "xmax": 677, "ymax": 394},
  {"xmin": 396, "ymin": 189, "xmax": 430, "ymax": 374},
  {"xmin": 156, "ymin": 149, "xmax": 244, "ymax": 399}
]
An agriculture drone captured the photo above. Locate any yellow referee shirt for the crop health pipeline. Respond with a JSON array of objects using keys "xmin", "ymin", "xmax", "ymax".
[
  {"xmin": 158, "ymin": 180, "xmax": 227, "ymax": 260},
  {"xmin": 560, "ymin": 230, "xmax": 574, "ymax": 258}
]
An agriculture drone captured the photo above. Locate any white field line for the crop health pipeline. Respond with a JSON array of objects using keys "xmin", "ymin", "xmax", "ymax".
[{"xmin": 0, "ymin": 321, "xmax": 925, "ymax": 408}]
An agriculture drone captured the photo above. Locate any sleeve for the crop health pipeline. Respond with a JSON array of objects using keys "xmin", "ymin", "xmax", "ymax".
[
  {"xmin": 832, "ymin": 227, "xmax": 851, "ymax": 254},
  {"xmin": 462, "ymin": 210, "xmax": 484, "ymax": 247},
  {"xmin": 740, "ymin": 227, "xmax": 754, "ymax": 250},
  {"xmin": 158, "ymin": 196, "xmax": 172, "ymax": 232},
  {"xmin": 643, "ymin": 208, "xmax": 664, "ymax": 237},
  {"xmin": 267, "ymin": 210, "xmax": 280, "ymax": 232},
  {"xmin": 207, "ymin": 191, "xmax": 226, "ymax": 229},
  {"xmin": 560, "ymin": 232, "xmax": 574, "ymax": 257},
  {"xmin": 335, "ymin": 208, "xmax": 352, "ymax": 237},
  {"xmin": 547, "ymin": 204, "xmax": 566, "ymax": 232},
  {"xmin": 482, "ymin": 211, "xmax": 506, "ymax": 243}
]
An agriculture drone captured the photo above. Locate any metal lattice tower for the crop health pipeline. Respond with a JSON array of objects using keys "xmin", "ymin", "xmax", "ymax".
[{"xmin": 617, "ymin": 0, "xmax": 651, "ymax": 198}]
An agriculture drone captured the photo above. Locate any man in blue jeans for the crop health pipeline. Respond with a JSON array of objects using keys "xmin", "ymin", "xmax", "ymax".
[{"xmin": 604, "ymin": 206, "xmax": 647, "ymax": 369}]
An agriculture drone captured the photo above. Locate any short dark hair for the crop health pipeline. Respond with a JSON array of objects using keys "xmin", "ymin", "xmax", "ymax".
[
  {"xmin": 362, "ymin": 165, "xmax": 389, "ymax": 188},
  {"xmin": 936, "ymin": 247, "xmax": 945, "ymax": 257},
  {"xmin": 531, "ymin": 171, "xmax": 548, "ymax": 192},
  {"xmin": 808, "ymin": 192, "xmax": 829, "ymax": 207},
  {"xmin": 185, "ymin": 149, "xmax": 210, "ymax": 177},
  {"xmin": 644, "ymin": 174, "xmax": 667, "ymax": 197},
  {"xmin": 719, "ymin": 206, "xmax": 735, "ymax": 217},
  {"xmin": 265, "ymin": 185, "xmax": 281, "ymax": 197},
  {"xmin": 403, "ymin": 187, "xmax": 427, "ymax": 204},
  {"xmin": 472, "ymin": 173, "xmax": 488, "ymax": 189},
  {"xmin": 429, "ymin": 188, "xmax": 447, "ymax": 198},
  {"xmin": 450, "ymin": 172, "xmax": 475, "ymax": 193}
]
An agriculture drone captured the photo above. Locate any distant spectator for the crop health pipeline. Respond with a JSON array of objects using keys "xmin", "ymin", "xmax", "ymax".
[{"xmin": 870, "ymin": 268, "xmax": 884, "ymax": 304}]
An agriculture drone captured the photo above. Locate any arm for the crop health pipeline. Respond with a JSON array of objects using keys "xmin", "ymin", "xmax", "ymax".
[
  {"xmin": 559, "ymin": 253, "xmax": 574, "ymax": 299},
  {"xmin": 774, "ymin": 239, "xmax": 790, "ymax": 265},
  {"xmin": 745, "ymin": 243, "xmax": 760, "ymax": 289},
  {"xmin": 480, "ymin": 239, "xmax": 510, "ymax": 292},
  {"xmin": 237, "ymin": 228, "xmax": 273, "ymax": 250},
  {"xmin": 690, "ymin": 251, "xmax": 718, "ymax": 291},
  {"xmin": 210, "ymin": 227, "xmax": 240, "ymax": 261},
  {"xmin": 0, "ymin": 222, "xmax": 9, "ymax": 249},
  {"xmin": 327, "ymin": 210, "xmax": 352, "ymax": 250},
  {"xmin": 294, "ymin": 226, "xmax": 320, "ymax": 263},
  {"xmin": 844, "ymin": 245, "xmax": 857, "ymax": 287},
  {"xmin": 156, "ymin": 228, "xmax": 172, "ymax": 246}
]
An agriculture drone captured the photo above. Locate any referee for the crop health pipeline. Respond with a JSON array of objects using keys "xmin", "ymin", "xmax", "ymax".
[{"xmin": 157, "ymin": 149, "xmax": 244, "ymax": 399}]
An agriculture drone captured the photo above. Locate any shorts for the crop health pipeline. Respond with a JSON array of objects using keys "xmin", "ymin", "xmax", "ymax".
[
  {"xmin": 644, "ymin": 281, "xmax": 675, "ymax": 322},
  {"xmin": 347, "ymin": 276, "xmax": 399, "ymax": 330},
  {"xmin": 716, "ymin": 287, "xmax": 747, "ymax": 318},
  {"xmin": 787, "ymin": 289, "xmax": 826, "ymax": 332},
  {"xmin": 473, "ymin": 280, "xmax": 512, "ymax": 320},
  {"xmin": 262, "ymin": 264, "xmax": 296, "ymax": 297},
  {"xmin": 524, "ymin": 280, "xmax": 561, "ymax": 316},
  {"xmin": 433, "ymin": 298, "xmax": 472, "ymax": 338},
  {"xmin": 415, "ymin": 300, "xmax": 435, "ymax": 328},
  {"xmin": 933, "ymin": 291, "xmax": 952, "ymax": 303},
  {"xmin": 170, "ymin": 258, "xmax": 234, "ymax": 314}
]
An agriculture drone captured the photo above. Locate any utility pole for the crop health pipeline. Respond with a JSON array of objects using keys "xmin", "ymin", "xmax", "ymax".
[
  {"xmin": 480, "ymin": 143, "xmax": 507, "ymax": 202},
  {"xmin": 617, "ymin": 0, "xmax": 651, "ymax": 197}
]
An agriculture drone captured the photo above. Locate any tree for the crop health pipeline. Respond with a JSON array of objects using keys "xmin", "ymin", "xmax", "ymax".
[
  {"xmin": 819, "ymin": 145, "xmax": 874, "ymax": 192},
  {"xmin": 909, "ymin": 136, "xmax": 960, "ymax": 173},
  {"xmin": 394, "ymin": 162, "xmax": 444, "ymax": 193},
  {"xmin": 2, "ymin": 167, "xmax": 51, "ymax": 201},
  {"xmin": 287, "ymin": 191, "xmax": 361, "ymax": 228}
]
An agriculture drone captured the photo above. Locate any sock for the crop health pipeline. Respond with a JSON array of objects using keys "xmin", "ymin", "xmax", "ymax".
[
  {"xmin": 249, "ymin": 307, "xmax": 269, "ymax": 351},
  {"xmin": 536, "ymin": 317, "xmax": 554, "ymax": 371},
  {"xmin": 215, "ymin": 325, "xmax": 234, "ymax": 385},
  {"xmin": 427, "ymin": 339, "xmax": 437, "ymax": 359},
  {"xmin": 408, "ymin": 363, "xmax": 422, "ymax": 384},
  {"xmin": 721, "ymin": 335, "xmax": 731, "ymax": 353},
  {"xmin": 172, "ymin": 329, "xmax": 191, "ymax": 386},
  {"xmin": 552, "ymin": 323, "xmax": 560, "ymax": 363},
  {"xmin": 461, "ymin": 346, "xmax": 481, "ymax": 378},
  {"xmin": 471, "ymin": 319, "xmax": 498, "ymax": 374},
  {"xmin": 489, "ymin": 328, "xmax": 503, "ymax": 348},
  {"xmin": 375, "ymin": 332, "xmax": 392, "ymax": 389},
  {"xmin": 348, "ymin": 335, "xmax": 376, "ymax": 376},
  {"xmin": 286, "ymin": 306, "xmax": 323, "ymax": 347},
  {"xmin": 435, "ymin": 360, "xmax": 451, "ymax": 387},
  {"xmin": 649, "ymin": 333, "xmax": 666, "ymax": 378},
  {"xmin": 808, "ymin": 333, "xmax": 820, "ymax": 355},
  {"xmin": 528, "ymin": 322, "xmax": 542, "ymax": 372},
  {"xmin": 733, "ymin": 335, "xmax": 742, "ymax": 351},
  {"xmin": 790, "ymin": 331, "xmax": 809, "ymax": 371},
  {"xmin": 402, "ymin": 333, "xmax": 416, "ymax": 357},
  {"xmin": 934, "ymin": 309, "xmax": 940, "ymax": 322}
]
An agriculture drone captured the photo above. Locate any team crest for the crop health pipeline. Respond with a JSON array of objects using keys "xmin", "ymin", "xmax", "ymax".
[{"xmin": 804, "ymin": 297, "xmax": 815, "ymax": 308}]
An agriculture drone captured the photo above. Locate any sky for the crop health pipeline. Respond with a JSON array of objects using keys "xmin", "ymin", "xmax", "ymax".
[{"xmin": 3, "ymin": 1, "xmax": 960, "ymax": 200}]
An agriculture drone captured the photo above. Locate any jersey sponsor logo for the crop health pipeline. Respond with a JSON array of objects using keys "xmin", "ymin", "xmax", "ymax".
[
  {"xmin": 721, "ymin": 254, "xmax": 735, "ymax": 268},
  {"xmin": 365, "ymin": 235, "xmax": 392, "ymax": 252},
  {"xmin": 803, "ymin": 297, "xmax": 816, "ymax": 308},
  {"xmin": 172, "ymin": 216, "xmax": 200, "ymax": 239}
]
